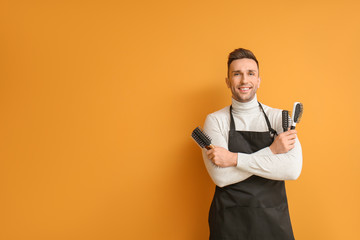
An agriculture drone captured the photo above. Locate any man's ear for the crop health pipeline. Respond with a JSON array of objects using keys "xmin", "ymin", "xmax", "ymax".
[
  {"xmin": 225, "ymin": 77, "xmax": 230, "ymax": 88},
  {"xmin": 258, "ymin": 77, "xmax": 261, "ymax": 88}
]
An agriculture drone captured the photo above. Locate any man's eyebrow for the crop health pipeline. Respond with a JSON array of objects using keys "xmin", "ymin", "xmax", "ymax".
[{"xmin": 231, "ymin": 69, "xmax": 258, "ymax": 72}]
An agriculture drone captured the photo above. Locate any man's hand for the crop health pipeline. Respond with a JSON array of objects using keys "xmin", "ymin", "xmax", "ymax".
[
  {"xmin": 206, "ymin": 147, "xmax": 237, "ymax": 168},
  {"xmin": 269, "ymin": 129, "xmax": 297, "ymax": 154}
]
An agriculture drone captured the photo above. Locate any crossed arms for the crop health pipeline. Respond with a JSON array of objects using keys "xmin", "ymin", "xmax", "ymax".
[{"xmin": 202, "ymin": 114, "xmax": 303, "ymax": 187}]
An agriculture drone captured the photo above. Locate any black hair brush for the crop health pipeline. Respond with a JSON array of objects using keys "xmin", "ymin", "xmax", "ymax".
[
  {"xmin": 191, "ymin": 126, "xmax": 214, "ymax": 150},
  {"xmin": 282, "ymin": 110, "xmax": 292, "ymax": 132},
  {"xmin": 290, "ymin": 102, "xmax": 303, "ymax": 130}
]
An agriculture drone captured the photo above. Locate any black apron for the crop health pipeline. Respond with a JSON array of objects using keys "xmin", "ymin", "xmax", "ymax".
[{"xmin": 209, "ymin": 102, "xmax": 294, "ymax": 240}]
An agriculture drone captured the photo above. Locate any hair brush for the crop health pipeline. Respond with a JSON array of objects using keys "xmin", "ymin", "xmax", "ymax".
[
  {"xmin": 290, "ymin": 102, "xmax": 303, "ymax": 130},
  {"xmin": 282, "ymin": 110, "xmax": 292, "ymax": 132},
  {"xmin": 191, "ymin": 126, "xmax": 214, "ymax": 150}
]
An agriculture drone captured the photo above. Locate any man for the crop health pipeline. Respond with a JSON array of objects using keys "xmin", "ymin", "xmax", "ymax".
[{"xmin": 202, "ymin": 48, "xmax": 302, "ymax": 240}]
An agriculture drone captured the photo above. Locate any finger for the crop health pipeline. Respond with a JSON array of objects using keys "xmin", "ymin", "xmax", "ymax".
[
  {"xmin": 212, "ymin": 158, "xmax": 219, "ymax": 166},
  {"xmin": 283, "ymin": 129, "xmax": 297, "ymax": 136},
  {"xmin": 288, "ymin": 139, "xmax": 296, "ymax": 145},
  {"xmin": 287, "ymin": 135, "xmax": 297, "ymax": 140},
  {"xmin": 288, "ymin": 130, "xmax": 297, "ymax": 134},
  {"xmin": 285, "ymin": 131, "xmax": 297, "ymax": 138},
  {"xmin": 281, "ymin": 131, "xmax": 293, "ymax": 137}
]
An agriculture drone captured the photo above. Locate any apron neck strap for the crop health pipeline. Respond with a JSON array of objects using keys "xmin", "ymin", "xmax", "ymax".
[
  {"xmin": 229, "ymin": 105, "xmax": 236, "ymax": 130},
  {"xmin": 258, "ymin": 102, "xmax": 278, "ymax": 136},
  {"xmin": 229, "ymin": 102, "xmax": 278, "ymax": 136}
]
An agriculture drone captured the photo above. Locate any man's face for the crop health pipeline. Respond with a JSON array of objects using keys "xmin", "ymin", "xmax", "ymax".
[{"xmin": 226, "ymin": 58, "xmax": 260, "ymax": 103}]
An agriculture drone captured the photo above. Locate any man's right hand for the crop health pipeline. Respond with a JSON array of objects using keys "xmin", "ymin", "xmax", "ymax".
[{"xmin": 269, "ymin": 130, "xmax": 297, "ymax": 154}]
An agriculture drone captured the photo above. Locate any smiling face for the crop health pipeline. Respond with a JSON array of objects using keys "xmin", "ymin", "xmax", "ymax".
[{"xmin": 226, "ymin": 58, "xmax": 261, "ymax": 103}]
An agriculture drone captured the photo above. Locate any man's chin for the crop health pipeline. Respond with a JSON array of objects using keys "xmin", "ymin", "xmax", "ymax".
[{"xmin": 233, "ymin": 94, "xmax": 255, "ymax": 103}]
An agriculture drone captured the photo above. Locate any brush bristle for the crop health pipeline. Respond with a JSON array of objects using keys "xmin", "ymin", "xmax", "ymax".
[
  {"xmin": 191, "ymin": 126, "xmax": 212, "ymax": 148},
  {"xmin": 288, "ymin": 115, "xmax": 292, "ymax": 127},
  {"xmin": 294, "ymin": 103, "xmax": 303, "ymax": 123},
  {"xmin": 282, "ymin": 110, "xmax": 289, "ymax": 131}
]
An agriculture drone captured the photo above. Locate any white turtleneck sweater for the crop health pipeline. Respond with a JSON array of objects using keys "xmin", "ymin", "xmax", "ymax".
[{"xmin": 202, "ymin": 95, "xmax": 302, "ymax": 187}]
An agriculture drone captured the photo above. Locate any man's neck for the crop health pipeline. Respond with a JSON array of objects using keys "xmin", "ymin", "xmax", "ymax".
[{"xmin": 231, "ymin": 94, "xmax": 259, "ymax": 113}]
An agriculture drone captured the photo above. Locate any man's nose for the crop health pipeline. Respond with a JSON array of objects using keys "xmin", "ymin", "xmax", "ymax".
[{"xmin": 240, "ymin": 74, "xmax": 249, "ymax": 84}]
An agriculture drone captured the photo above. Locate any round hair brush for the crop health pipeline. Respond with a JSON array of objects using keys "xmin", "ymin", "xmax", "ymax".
[{"xmin": 191, "ymin": 126, "xmax": 215, "ymax": 150}]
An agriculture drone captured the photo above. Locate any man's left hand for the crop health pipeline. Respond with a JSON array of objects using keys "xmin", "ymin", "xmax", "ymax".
[{"xmin": 206, "ymin": 146, "xmax": 237, "ymax": 168}]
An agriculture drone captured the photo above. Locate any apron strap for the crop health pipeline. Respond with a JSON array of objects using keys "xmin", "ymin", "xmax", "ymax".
[
  {"xmin": 229, "ymin": 103, "xmax": 278, "ymax": 137},
  {"xmin": 229, "ymin": 105, "xmax": 236, "ymax": 131},
  {"xmin": 258, "ymin": 102, "xmax": 278, "ymax": 137}
]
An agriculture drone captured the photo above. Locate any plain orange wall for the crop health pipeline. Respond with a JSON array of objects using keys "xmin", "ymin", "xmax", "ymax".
[{"xmin": 1, "ymin": 0, "xmax": 359, "ymax": 239}]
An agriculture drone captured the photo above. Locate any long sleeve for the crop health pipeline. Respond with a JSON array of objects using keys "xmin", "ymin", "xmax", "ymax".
[
  {"xmin": 236, "ymin": 139, "xmax": 302, "ymax": 181},
  {"xmin": 201, "ymin": 97, "xmax": 303, "ymax": 187},
  {"xmin": 202, "ymin": 114, "xmax": 252, "ymax": 187}
]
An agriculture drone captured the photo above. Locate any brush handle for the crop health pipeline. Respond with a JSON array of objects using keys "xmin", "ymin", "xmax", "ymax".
[
  {"xmin": 290, "ymin": 126, "xmax": 296, "ymax": 130},
  {"xmin": 205, "ymin": 144, "xmax": 215, "ymax": 150}
]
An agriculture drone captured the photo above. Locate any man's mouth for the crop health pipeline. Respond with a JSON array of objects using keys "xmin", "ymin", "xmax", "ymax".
[{"xmin": 238, "ymin": 86, "xmax": 252, "ymax": 92}]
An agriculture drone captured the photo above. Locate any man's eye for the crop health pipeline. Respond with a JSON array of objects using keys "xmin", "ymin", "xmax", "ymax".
[
  {"xmin": 249, "ymin": 72, "xmax": 254, "ymax": 76},
  {"xmin": 234, "ymin": 73, "xmax": 240, "ymax": 76}
]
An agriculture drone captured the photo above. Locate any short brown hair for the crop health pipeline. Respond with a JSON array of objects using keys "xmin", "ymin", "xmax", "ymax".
[{"xmin": 227, "ymin": 48, "xmax": 259, "ymax": 76}]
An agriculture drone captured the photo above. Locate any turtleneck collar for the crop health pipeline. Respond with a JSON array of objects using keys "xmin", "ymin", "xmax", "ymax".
[{"xmin": 231, "ymin": 94, "xmax": 260, "ymax": 114}]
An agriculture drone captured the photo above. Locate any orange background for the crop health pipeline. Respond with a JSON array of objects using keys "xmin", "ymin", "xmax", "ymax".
[{"xmin": 1, "ymin": 0, "xmax": 359, "ymax": 239}]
